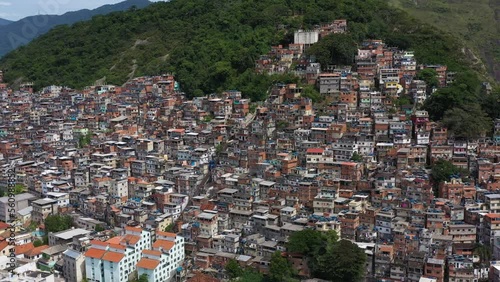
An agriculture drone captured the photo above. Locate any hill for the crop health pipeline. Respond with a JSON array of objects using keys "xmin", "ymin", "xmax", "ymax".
[
  {"xmin": 0, "ymin": 19, "xmax": 12, "ymax": 26},
  {"xmin": 0, "ymin": 0, "xmax": 151, "ymax": 57},
  {"xmin": 0, "ymin": 0, "xmax": 482, "ymax": 99},
  {"xmin": 388, "ymin": 0, "xmax": 500, "ymax": 81}
]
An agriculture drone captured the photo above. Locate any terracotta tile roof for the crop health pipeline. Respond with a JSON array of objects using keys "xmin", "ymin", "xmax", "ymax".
[
  {"xmin": 156, "ymin": 231, "xmax": 176, "ymax": 238},
  {"xmin": 109, "ymin": 243, "xmax": 126, "ymax": 250},
  {"xmin": 136, "ymin": 257, "xmax": 160, "ymax": 270},
  {"xmin": 121, "ymin": 234, "xmax": 141, "ymax": 246},
  {"xmin": 15, "ymin": 242, "xmax": 34, "ymax": 255},
  {"xmin": 142, "ymin": 249, "xmax": 162, "ymax": 257},
  {"xmin": 106, "ymin": 236, "xmax": 123, "ymax": 245},
  {"xmin": 85, "ymin": 248, "xmax": 106, "ymax": 259},
  {"xmin": 125, "ymin": 226, "xmax": 142, "ymax": 233},
  {"xmin": 90, "ymin": 240, "xmax": 109, "ymax": 247},
  {"xmin": 25, "ymin": 245, "xmax": 49, "ymax": 257},
  {"xmin": 102, "ymin": 251, "xmax": 125, "ymax": 263},
  {"xmin": 152, "ymin": 239, "xmax": 174, "ymax": 251}
]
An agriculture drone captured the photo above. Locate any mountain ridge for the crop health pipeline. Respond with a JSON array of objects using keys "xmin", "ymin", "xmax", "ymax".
[
  {"xmin": 0, "ymin": 18, "xmax": 12, "ymax": 26},
  {"xmin": 0, "ymin": 0, "xmax": 151, "ymax": 57}
]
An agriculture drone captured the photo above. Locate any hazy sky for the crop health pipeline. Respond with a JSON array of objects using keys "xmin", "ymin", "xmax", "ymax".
[{"xmin": 0, "ymin": 0, "xmax": 153, "ymax": 21}]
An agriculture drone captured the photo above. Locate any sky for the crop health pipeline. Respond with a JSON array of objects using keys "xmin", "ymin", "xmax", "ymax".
[{"xmin": 0, "ymin": 0, "xmax": 156, "ymax": 21}]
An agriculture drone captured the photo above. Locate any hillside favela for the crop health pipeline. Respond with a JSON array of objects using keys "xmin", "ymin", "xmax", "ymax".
[{"xmin": 0, "ymin": 0, "xmax": 499, "ymax": 282}]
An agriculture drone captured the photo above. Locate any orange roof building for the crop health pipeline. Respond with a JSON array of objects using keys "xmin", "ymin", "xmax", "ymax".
[
  {"xmin": 152, "ymin": 239, "xmax": 174, "ymax": 251},
  {"xmin": 137, "ymin": 257, "xmax": 160, "ymax": 270},
  {"xmin": 15, "ymin": 242, "xmax": 34, "ymax": 256},
  {"xmin": 102, "ymin": 251, "xmax": 125, "ymax": 263},
  {"xmin": 85, "ymin": 248, "xmax": 106, "ymax": 259}
]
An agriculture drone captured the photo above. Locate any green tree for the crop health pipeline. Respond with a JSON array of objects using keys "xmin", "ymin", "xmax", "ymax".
[
  {"xmin": 33, "ymin": 239, "xmax": 44, "ymax": 247},
  {"xmin": 395, "ymin": 95, "xmax": 412, "ymax": 107},
  {"xmin": 442, "ymin": 104, "xmax": 491, "ymax": 139},
  {"xmin": 301, "ymin": 85, "xmax": 323, "ymax": 103},
  {"xmin": 287, "ymin": 230, "xmax": 366, "ymax": 281},
  {"xmin": 14, "ymin": 184, "xmax": 26, "ymax": 194},
  {"xmin": 287, "ymin": 229, "xmax": 338, "ymax": 257},
  {"xmin": 416, "ymin": 68, "xmax": 439, "ymax": 89},
  {"xmin": 137, "ymin": 274, "xmax": 148, "ymax": 282},
  {"xmin": 268, "ymin": 251, "xmax": 295, "ymax": 282},
  {"xmin": 44, "ymin": 214, "xmax": 73, "ymax": 233},
  {"xmin": 325, "ymin": 240, "xmax": 366, "ymax": 282},
  {"xmin": 239, "ymin": 270, "xmax": 264, "ymax": 282},
  {"xmin": 306, "ymin": 33, "xmax": 358, "ymax": 67},
  {"xmin": 164, "ymin": 223, "xmax": 175, "ymax": 232},
  {"xmin": 350, "ymin": 152, "xmax": 363, "ymax": 162},
  {"xmin": 95, "ymin": 224, "xmax": 105, "ymax": 232},
  {"xmin": 225, "ymin": 259, "xmax": 244, "ymax": 279},
  {"xmin": 431, "ymin": 159, "xmax": 468, "ymax": 190},
  {"xmin": 474, "ymin": 243, "xmax": 491, "ymax": 265}
]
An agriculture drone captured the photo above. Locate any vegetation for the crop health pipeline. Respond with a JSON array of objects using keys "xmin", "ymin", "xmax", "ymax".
[
  {"xmin": 423, "ymin": 71, "xmax": 499, "ymax": 139},
  {"xmin": 430, "ymin": 159, "xmax": 469, "ymax": 190},
  {"xmin": 78, "ymin": 132, "xmax": 93, "ymax": 148},
  {"xmin": 388, "ymin": 0, "xmax": 500, "ymax": 81},
  {"xmin": 306, "ymin": 33, "xmax": 357, "ymax": 67},
  {"xmin": 474, "ymin": 243, "xmax": 492, "ymax": 266},
  {"xmin": 287, "ymin": 230, "xmax": 366, "ymax": 282},
  {"xmin": 0, "ymin": 0, "xmax": 483, "ymax": 102},
  {"xmin": 0, "ymin": 183, "xmax": 26, "ymax": 197},
  {"xmin": 225, "ymin": 259, "xmax": 244, "ymax": 280},
  {"xmin": 350, "ymin": 152, "xmax": 363, "ymax": 162},
  {"xmin": 94, "ymin": 224, "xmax": 105, "ymax": 232},
  {"xmin": 268, "ymin": 251, "xmax": 297, "ymax": 282},
  {"xmin": 33, "ymin": 239, "xmax": 44, "ymax": 247},
  {"xmin": 44, "ymin": 214, "xmax": 73, "ymax": 233},
  {"xmin": 416, "ymin": 68, "xmax": 439, "ymax": 90},
  {"xmin": 225, "ymin": 259, "xmax": 264, "ymax": 282},
  {"xmin": 164, "ymin": 223, "xmax": 175, "ymax": 232},
  {"xmin": 137, "ymin": 274, "xmax": 149, "ymax": 282}
]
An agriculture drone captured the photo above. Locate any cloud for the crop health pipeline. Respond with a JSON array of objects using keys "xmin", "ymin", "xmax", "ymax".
[{"xmin": 0, "ymin": 1, "xmax": 11, "ymax": 6}]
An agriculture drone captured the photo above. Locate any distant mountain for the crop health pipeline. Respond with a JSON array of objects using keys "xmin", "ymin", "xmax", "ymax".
[
  {"xmin": 0, "ymin": 0, "xmax": 151, "ymax": 57},
  {"xmin": 0, "ymin": 19, "xmax": 12, "ymax": 26}
]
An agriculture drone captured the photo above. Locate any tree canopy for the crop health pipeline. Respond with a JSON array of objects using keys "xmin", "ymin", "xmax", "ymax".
[
  {"xmin": 44, "ymin": 214, "xmax": 73, "ymax": 233},
  {"xmin": 431, "ymin": 159, "xmax": 469, "ymax": 189},
  {"xmin": 306, "ymin": 33, "xmax": 358, "ymax": 68},
  {"xmin": 268, "ymin": 251, "xmax": 297, "ymax": 282},
  {"xmin": 287, "ymin": 230, "xmax": 365, "ymax": 282}
]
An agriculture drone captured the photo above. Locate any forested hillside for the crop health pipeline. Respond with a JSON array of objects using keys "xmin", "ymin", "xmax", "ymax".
[
  {"xmin": 388, "ymin": 0, "xmax": 500, "ymax": 81},
  {"xmin": 0, "ymin": 0, "xmax": 480, "ymax": 100}
]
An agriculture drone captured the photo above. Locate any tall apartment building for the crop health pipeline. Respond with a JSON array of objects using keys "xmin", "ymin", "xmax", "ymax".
[
  {"xmin": 137, "ymin": 231, "xmax": 185, "ymax": 282},
  {"xmin": 85, "ymin": 227, "xmax": 184, "ymax": 282}
]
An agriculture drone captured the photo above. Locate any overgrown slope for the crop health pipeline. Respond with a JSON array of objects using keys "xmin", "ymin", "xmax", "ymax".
[
  {"xmin": 388, "ymin": 0, "xmax": 500, "ymax": 81},
  {"xmin": 0, "ymin": 0, "xmax": 480, "ymax": 99}
]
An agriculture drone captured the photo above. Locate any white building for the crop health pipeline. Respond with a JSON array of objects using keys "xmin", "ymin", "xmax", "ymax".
[
  {"xmin": 85, "ymin": 226, "xmax": 153, "ymax": 282},
  {"xmin": 45, "ymin": 192, "xmax": 70, "ymax": 207},
  {"xmin": 137, "ymin": 231, "xmax": 185, "ymax": 282},
  {"xmin": 294, "ymin": 30, "xmax": 319, "ymax": 45}
]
